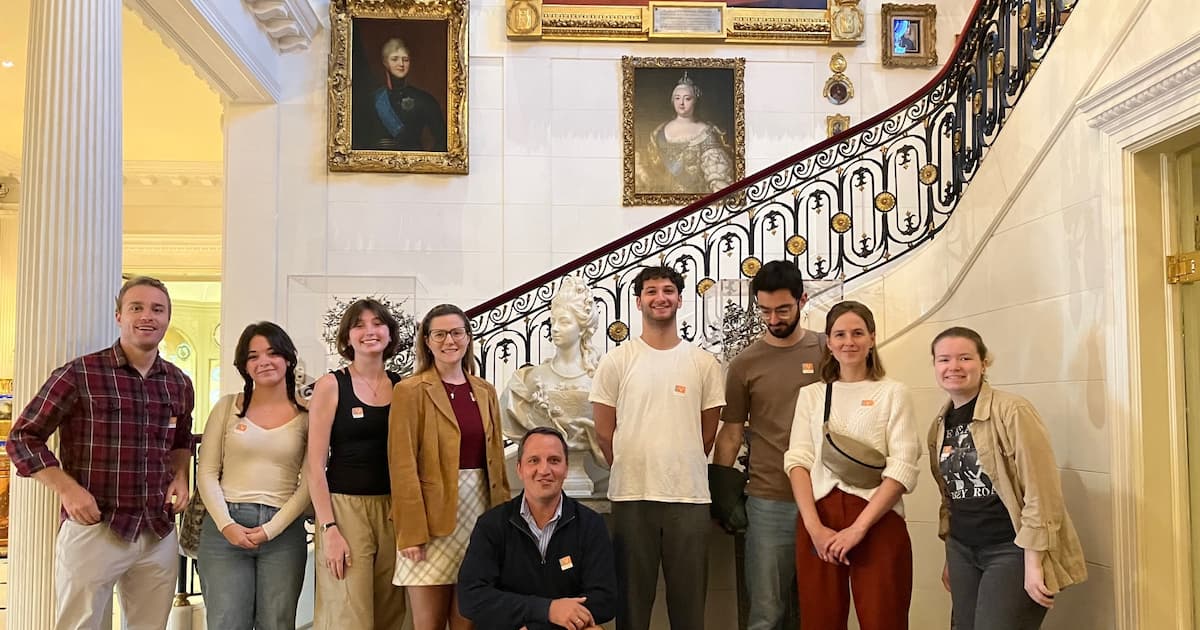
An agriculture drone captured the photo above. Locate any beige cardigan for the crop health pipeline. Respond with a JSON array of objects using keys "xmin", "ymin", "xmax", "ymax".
[
  {"xmin": 388, "ymin": 369, "xmax": 510, "ymax": 550},
  {"xmin": 927, "ymin": 383, "xmax": 1088, "ymax": 593}
]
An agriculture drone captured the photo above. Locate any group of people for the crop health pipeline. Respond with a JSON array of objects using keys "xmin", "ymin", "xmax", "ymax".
[{"xmin": 5, "ymin": 263, "xmax": 1087, "ymax": 630}]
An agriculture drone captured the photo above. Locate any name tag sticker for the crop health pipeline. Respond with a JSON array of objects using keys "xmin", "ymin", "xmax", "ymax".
[
  {"xmin": 235, "ymin": 423, "xmax": 248, "ymax": 433},
  {"xmin": 559, "ymin": 555, "xmax": 574, "ymax": 571},
  {"xmin": 168, "ymin": 416, "xmax": 178, "ymax": 429},
  {"xmin": 940, "ymin": 445, "xmax": 952, "ymax": 462},
  {"xmin": 351, "ymin": 407, "xmax": 365, "ymax": 419},
  {"xmin": 802, "ymin": 363, "xmax": 815, "ymax": 374},
  {"xmin": 674, "ymin": 385, "xmax": 687, "ymax": 395},
  {"xmin": 861, "ymin": 399, "xmax": 875, "ymax": 407}
]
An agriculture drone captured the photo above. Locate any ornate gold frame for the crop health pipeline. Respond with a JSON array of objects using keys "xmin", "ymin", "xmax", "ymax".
[
  {"xmin": 506, "ymin": 0, "xmax": 865, "ymax": 45},
  {"xmin": 880, "ymin": 3, "xmax": 937, "ymax": 68},
  {"xmin": 621, "ymin": 56, "xmax": 746, "ymax": 207},
  {"xmin": 826, "ymin": 114, "xmax": 850, "ymax": 137},
  {"xmin": 328, "ymin": 0, "xmax": 469, "ymax": 174}
]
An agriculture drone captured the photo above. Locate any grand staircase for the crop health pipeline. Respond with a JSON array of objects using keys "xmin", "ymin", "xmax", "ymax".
[{"xmin": 467, "ymin": 0, "xmax": 1079, "ymax": 382}]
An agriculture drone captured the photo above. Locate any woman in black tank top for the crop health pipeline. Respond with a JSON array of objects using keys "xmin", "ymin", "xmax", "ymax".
[{"xmin": 306, "ymin": 299, "xmax": 409, "ymax": 629}]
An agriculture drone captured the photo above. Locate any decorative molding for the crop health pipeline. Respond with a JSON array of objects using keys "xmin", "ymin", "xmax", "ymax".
[
  {"xmin": 123, "ymin": 161, "xmax": 224, "ymax": 188},
  {"xmin": 126, "ymin": 0, "xmax": 282, "ymax": 103},
  {"xmin": 1079, "ymin": 32, "xmax": 1200, "ymax": 133},
  {"xmin": 243, "ymin": 0, "xmax": 322, "ymax": 52},
  {"xmin": 124, "ymin": 233, "xmax": 222, "ymax": 257}
]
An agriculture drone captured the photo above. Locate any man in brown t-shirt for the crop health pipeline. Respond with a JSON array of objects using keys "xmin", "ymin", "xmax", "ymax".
[{"xmin": 713, "ymin": 260, "xmax": 823, "ymax": 630}]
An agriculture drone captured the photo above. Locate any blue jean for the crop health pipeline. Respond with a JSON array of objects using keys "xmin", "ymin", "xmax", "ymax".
[
  {"xmin": 198, "ymin": 502, "xmax": 308, "ymax": 630},
  {"xmin": 744, "ymin": 496, "xmax": 799, "ymax": 630}
]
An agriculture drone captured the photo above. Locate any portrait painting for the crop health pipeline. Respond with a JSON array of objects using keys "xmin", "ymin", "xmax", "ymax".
[
  {"xmin": 622, "ymin": 56, "xmax": 746, "ymax": 207},
  {"xmin": 881, "ymin": 3, "xmax": 938, "ymax": 68},
  {"xmin": 328, "ymin": 0, "xmax": 469, "ymax": 174}
]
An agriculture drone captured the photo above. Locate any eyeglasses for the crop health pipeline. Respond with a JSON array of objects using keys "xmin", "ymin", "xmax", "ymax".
[
  {"xmin": 756, "ymin": 304, "xmax": 797, "ymax": 319},
  {"xmin": 428, "ymin": 327, "xmax": 469, "ymax": 343}
]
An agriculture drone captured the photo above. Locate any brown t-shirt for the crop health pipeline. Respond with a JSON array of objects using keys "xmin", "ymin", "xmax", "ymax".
[{"xmin": 722, "ymin": 331, "xmax": 824, "ymax": 501}]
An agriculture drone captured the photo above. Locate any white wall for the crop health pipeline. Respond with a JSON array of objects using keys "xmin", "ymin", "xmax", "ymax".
[{"xmin": 221, "ymin": 0, "xmax": 966, "ymax": 378}]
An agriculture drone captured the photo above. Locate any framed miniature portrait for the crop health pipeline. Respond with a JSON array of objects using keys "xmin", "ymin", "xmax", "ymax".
[
  {"xmin": 621, "ymin": 56, "xmax": 746, "ymax": 207},
  {"xmin": 826, "ymin": 114, "xmax": 850, "ymax": 137},
  {"xmin": 328, "ymin": 0, "xmax": 469, "ymax": 174},
  {"xmin": 881, "ymin": 3, "xmax": 938, "ymax": 68}
]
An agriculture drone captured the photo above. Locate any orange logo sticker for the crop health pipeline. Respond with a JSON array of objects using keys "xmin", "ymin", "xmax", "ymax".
[
  {"xmin": 861, "ymin": 399, "xmax": 875, "ymax": 407},
  {"xmin": 674, "ymin": 385, "xmax": 687, "ymax": 394},
  {"xmin": 559, "ymin": 555, "xmax": 574, "ymax": 571},
  {"xmin": 235, "ymin": 423, "xmax": 248, "ymax": 432},
  {"xmin": 802, "ymin": 363, "xmax": 815, "ymax": 374}
]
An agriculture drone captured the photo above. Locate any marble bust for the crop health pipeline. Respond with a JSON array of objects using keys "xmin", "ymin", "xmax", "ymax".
[{"xmin": 502, "ymin": 276, "xmax": 607, "ymax": 496}]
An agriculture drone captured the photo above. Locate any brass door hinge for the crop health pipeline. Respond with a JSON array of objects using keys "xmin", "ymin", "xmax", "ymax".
[{"xmin": 1167, "ymin": 251, "xmax": 1200, "ymax": 284}]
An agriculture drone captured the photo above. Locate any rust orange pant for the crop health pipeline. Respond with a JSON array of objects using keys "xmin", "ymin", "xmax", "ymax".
[{"xmin": 794, "ymin": 488, "xmax": 912, "ymax": 630}]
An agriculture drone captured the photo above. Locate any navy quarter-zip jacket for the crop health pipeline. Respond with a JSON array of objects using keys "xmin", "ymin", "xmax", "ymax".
[{"xmin": 458, "ymin": 492, "xmax": 617, "ymax": 630}]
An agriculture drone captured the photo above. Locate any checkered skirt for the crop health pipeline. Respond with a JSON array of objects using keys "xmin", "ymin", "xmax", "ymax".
[{"xmin": 392, "ymin": 468, "xmax": 488, "ymax": 586}]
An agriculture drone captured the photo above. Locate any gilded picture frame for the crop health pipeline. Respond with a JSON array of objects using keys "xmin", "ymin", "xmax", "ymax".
[
  {"xmin": 506, "ymin": 0, "xmax": 866, "ymax": 45},
  {"xmin": 328, "ymin": 0, "xmax": 469, "ymax": 174},
  {"xmin": 826, "ymin": 114, "xmax": 850, "ymax": 137},
  {"xmin": 622, "ymin": 56, "xmax": 746, "ymax": 207},
  {"xmin": 881, "ymin": 3, "xmax": 937, "ymax": 68}
]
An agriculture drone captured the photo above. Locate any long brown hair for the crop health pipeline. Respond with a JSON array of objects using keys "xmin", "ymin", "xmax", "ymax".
[
  {"xmin": 819, "ymin": 300, "xmax": 886, "ymax": 383},
  {"xmin": 413, "ymin": 304, "xmax": 476, "ymax": 375}
]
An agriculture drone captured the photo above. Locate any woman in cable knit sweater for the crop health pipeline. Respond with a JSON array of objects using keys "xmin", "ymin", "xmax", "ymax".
[
  {"xmin": 784, "ymin": 301, "xmax": 921, "ymax": 630},
  {"xmin": 197, "ymin": 322, "xmax": 310, "ymax": 630}
]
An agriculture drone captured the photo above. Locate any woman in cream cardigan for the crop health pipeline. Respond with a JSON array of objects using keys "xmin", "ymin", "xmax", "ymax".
[
  {"xmin": 928, "ymin": 326, "xmax": 1086, "ymax": 630},
  {"xmin": 784, "ymin": 301, "xmax": 921, "ymax": 630},
  {"xmin": 196, "ymin": 321, "xmax": 310, "ymax": 630},
  {"xmin": 389, "ymin": 304, "xmax": 510, "ymax": 630}
]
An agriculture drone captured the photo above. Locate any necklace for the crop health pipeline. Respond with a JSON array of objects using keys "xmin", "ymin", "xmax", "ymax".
[
  {"xmin": 350, "ymin": 366, "xmax": 387, "ymax": 400},
  {"xmin": 443, "ymin": 381, "xmax": 475, "ymax": 402}
]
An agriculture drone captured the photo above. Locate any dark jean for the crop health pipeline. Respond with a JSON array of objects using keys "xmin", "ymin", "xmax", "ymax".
[
  {"xmin": 197, "ymin": 502, "xmax": 308, "ymax": 630},
  {"xmin": 945, "ymin": 536, "xmax": 1050, "ymax": 630},
  {"xmin": 744, "ymin": 496, "xmax": 799, "ymax": 630}
]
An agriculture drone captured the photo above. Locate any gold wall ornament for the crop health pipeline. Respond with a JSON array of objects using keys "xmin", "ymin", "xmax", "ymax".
[
  {"xmin": 621, "ymin": 56, "xmax": 746, "ymax": 207},
  {"xmin": 826, "ymin": 114, "xmax": 851, "ymax": 137},
  {"xmin": 607, "ymin": 320, "xmax": 630, "ymax": 342},
  {"xmin": 507, "ymin": 0, "xmax": 543, "ymax": 37},
  {"xmin": 786, "ymin": 234, "xmax": 808, "ymax": 255},
  {"xmin": 823, "ymin": 53, "xmax": 854, "ymax": 106},
  {"xmin": 829, "ymin": 0, "xmax": 865, "ymax": 42},
  {"xmin": 327, "ymin": 0, "xmax": 470, "ymax": 174},
  {"xmin": 881, "ymin": 3, "xmax": 938, "ymax": 68},
  {"xmin": 696, "ymin": 277, "xmax": 716, "ymax": 296},
  {"xmin": 740, "ymin": 256, "xmax": 762, "ymax": 278},
  {"xmin": 505, "ymin": 0, "xmax": 864, "ymax": 44},
  {"xmin": 831, "ymin": 211, "xmax": 852, "ymax": 233}
]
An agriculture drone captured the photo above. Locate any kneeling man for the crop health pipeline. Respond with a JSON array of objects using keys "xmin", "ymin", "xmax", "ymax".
[{"xmin": 459, "ymin": 427, "xmax": 617, "ymax": 630}]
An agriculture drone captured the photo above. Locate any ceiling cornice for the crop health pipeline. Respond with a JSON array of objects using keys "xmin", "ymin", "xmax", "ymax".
[{"xmin": 243, "ymin": 0, "xmax": 323, "ymax": 52}]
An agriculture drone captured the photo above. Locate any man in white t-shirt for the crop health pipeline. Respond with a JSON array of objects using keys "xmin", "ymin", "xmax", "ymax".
[{"xmin": 590, "ymin": 265, "xmax": 725, "ymax": 630}]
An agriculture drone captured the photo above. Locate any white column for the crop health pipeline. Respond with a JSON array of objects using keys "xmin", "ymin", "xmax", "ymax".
[{"xmin": 8, "ymin": 1, "xmax": 123, "ymax": 628}]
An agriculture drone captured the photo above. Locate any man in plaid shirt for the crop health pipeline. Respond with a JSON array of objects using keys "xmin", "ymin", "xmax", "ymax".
[{"xmin": 6, "ymin": 276, "xmax": 195, "ymax": 630}]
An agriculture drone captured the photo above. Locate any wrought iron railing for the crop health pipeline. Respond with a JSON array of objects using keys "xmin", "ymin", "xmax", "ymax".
[{"xmin": 467, "ymin": 0, "xmax": 1077, "ymax": 380}]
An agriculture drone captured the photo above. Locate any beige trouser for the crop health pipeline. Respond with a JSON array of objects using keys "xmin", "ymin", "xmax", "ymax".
[
  {"xmin": 54, "ymin": 519, "xmax": 178, "ymax": 630},
  {"xmin": 314, "ymin": 493, "xmax": 409, "ymax": 630}
]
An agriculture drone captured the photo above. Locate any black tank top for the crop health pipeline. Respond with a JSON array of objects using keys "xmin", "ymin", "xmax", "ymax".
[{"xmin": 325, "ymin": 368, "xmax": 401, "ymax": 495}]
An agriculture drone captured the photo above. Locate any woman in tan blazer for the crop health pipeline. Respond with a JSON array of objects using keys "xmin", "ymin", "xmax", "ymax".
[{"xmin": 389, "ymin": 303, "xmax": 510, "ymax": 630}]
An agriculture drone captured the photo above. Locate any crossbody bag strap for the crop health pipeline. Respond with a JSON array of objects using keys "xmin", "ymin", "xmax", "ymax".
[{"xmin": 823, "ymin": 381, "xmax": 833, "ymax": 424}]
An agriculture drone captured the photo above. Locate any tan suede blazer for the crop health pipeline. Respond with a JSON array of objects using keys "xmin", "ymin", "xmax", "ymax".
[
  {"xmin": 927, "ymin": 383, "xmax": 1087, "ymax": 593},
  {"xmin": 388, "ymin": 369, "xmax": 510, "ymax": 550}
]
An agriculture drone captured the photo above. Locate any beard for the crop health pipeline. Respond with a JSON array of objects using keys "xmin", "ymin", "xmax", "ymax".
[{"xmin": 766, "ymin": 317, "xmax": 800, "ymax": 339}]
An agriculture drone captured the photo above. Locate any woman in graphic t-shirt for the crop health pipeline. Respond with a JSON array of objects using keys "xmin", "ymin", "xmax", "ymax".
[
  {"xmin": 927, "ymin": 326, "xmax": 1087, "ymax": 630},
  {"xmin": 388, "ymin": 304, "xmax": 510, "ymax": 630}
]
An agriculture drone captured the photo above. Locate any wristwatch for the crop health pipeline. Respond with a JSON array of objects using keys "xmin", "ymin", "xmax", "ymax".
[{"xmin": 321, "ymin": 521, "xmax": 337, "ymax": 533}]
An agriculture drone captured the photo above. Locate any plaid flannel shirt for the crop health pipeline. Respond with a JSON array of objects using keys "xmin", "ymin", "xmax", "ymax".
[{"xmin": 5, "ymin": 341, "xmax": 195, "ymax": 541}]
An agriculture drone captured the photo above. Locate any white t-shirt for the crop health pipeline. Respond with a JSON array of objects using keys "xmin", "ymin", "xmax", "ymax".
[
  {"xmin": 589, "ymin": 337, "xmax": 726, "ymax": 503},
  {"xmin": 782, "ymin": 379, "xmax": 920, "ymax": 516}
]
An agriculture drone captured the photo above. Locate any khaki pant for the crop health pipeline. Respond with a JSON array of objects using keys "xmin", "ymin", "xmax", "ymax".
[
  {"xmin": 54, "ymin": 519, "xmax": 178, "ymax": 630},
  {"xmin": 314, "ymin": 493, "xmax": 408, "ymax": 630}
]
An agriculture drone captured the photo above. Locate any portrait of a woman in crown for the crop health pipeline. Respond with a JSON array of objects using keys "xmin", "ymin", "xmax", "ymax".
[{"xmin": 635, "ymin": 71, "xmax": 736, "ymax": 195}]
